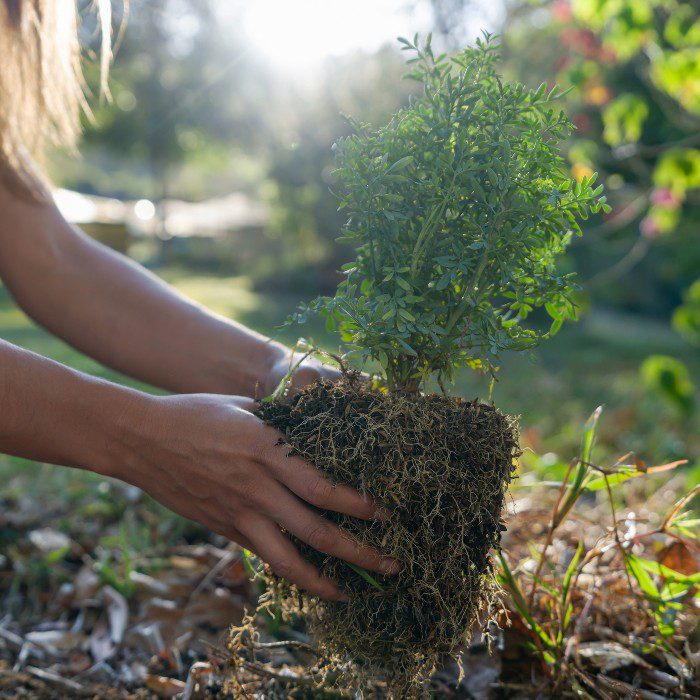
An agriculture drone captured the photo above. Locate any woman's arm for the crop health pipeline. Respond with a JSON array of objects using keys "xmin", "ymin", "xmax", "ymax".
[
  {"xmin": 0, "ymin": 183, "xmax": 331, "ymax": 396},
  {"xmin": 0, "ymin": 338, "xmax": 397, "ymax": 599}
]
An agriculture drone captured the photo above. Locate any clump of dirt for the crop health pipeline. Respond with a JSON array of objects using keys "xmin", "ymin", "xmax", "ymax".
[{"xmin": 255, "ymin": 374, "xmax": 520, "ymax": 697}]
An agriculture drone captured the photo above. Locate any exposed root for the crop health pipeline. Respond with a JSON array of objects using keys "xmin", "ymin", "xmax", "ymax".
[{"xmin": 251, "ymin": 375, "xmax": 520, "ymax": 697}]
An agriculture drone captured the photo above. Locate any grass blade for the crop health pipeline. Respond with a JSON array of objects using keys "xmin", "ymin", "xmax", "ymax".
[
  {"xmin": 554, "ymin": 406, "xmax": 603, "ymax": 527},
  {"xmin": 346, "ymin": 562, "xmax": 385, "ymax": 592},
  {"xmin": 562, "ymin": 540, "xmax": 584, "ymax": 601},
  {"xmin": 497, "ymin": 551, "xmax": 556, "ymax": 649}
]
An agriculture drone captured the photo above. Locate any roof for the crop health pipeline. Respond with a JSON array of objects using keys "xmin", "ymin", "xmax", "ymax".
[{"xmin": 53, "ymin": 189, "xmax": 268, "ymax": 238}]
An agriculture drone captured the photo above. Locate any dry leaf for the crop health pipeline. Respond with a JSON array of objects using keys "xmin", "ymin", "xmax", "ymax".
[
  {"xmin": 659, "ymin": 541, "xmax": 698, "ymax": 578},
  {"xmin": 145, "ymin": 673, "xmax": 186, "ymax": 697},
  {"xmin": 28, "ymin": 528, "xmax": 72, "ymax": 554},
  {"xmin": 577, "ymin": 641, "xmax": 648, "ymax": 673},
  {"xmin": 129, "ymin": 570, "xmax": 171, "ymax": 598},
  {"xmin": 24, "ymin": 630, "xmax": 85, "ymax": 657},
  {"xmin": 102, "ymin": 586, "xmax": 128, "ymax": 645},
  {"xmin": 89, "ymin": 616, "xmax": 114, "ymax": 664}
]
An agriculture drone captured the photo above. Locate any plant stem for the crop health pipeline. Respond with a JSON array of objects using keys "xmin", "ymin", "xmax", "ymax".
[{"xmin": 444, "ymin": 233, "xmax": 491, "ymax": 336}]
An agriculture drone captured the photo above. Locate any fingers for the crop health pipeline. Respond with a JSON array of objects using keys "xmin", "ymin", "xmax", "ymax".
[
  {"xmin": 281, "ymin": 460, "xmax": 381, "ymax": 520},
  {"xmin": 212, "ymin": 523, "xmax": 255, "ymax": 552},
  {"xmin": 269, "ymin": 488, "xmax": 400, "ymax": 576},
  {"xmin": 259, "ymin": 427, "xmax": 382, "ymax": 521},
  {"xmin": 184, "ymin": 501, "xmax": 257, "ymax": 551},
  {"xmin": 236, "ymin": 390, "xmax": 383, "ymax": 521},
  {"xmin": 241, "ymin": 515, "xmax": 348, "ymax": 601}
]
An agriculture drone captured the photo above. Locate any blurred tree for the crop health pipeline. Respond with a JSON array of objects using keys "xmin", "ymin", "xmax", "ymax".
[
  {"xmin": 641, "ymin": 354, "xmax": 696, "ymax": 416},
  {"xmin": 501, "ymin": 1, "xmax": 700, "ymax": 314},
  {"xmin": 255, "ymin": 48, "xmax": 413, "ymax": 290},
  {"xmin": 71, "ymin": 0, "xmax": 269, "ymax": 207},
  {"xmin": 499, "ymin": 0, "xmax": 700, "ymax": 423},
  {"xmin": 415, "ymin": 0, "xmax": 480, "ymax": 47},
  {"xmin": 57, "ymin": 2, "xmax": 414, "ymax": 279}
]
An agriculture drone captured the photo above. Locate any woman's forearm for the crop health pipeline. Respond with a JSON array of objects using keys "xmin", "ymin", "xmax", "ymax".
[
  {"xmin": 0, "ymin": 338, "xmax": 143, "ymax": 473},
  {"xmin": 0, "ymin": 185, "xmax": 288, "ymax": 396}
]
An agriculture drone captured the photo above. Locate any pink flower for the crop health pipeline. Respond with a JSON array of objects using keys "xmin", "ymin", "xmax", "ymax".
[
  {"xmin": 650, "ymin": 188, "xmax": 680, "ymax": 208},
  {"xmin": 640, "ymin": 216, "xmax": 660, "ymax": 239},
  {"xmin": 552, "ymin": 0, "xmax": 573, "ymax": 22}
]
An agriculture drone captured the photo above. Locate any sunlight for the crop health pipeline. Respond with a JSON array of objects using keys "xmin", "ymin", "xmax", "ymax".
[{"xmin": 240, "ymin": 0, "xmax": 433, "ymax": 72}]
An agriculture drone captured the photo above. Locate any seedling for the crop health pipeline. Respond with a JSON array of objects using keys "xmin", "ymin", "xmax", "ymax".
[{"xmin": 293, "ymin": 32, "xmax": 609, "ymax": 391}]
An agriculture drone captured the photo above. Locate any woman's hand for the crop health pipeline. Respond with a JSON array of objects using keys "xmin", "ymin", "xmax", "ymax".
[
  {"xmin": 262, "ymin": 350, "xmax": 342, "ymax": 398},
  {"xmin": 112, "ymin": 393, "xmax": 397, "ymax": 601}
]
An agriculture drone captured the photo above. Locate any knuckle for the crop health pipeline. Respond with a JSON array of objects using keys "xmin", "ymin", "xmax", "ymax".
[
  {"xmin": 305, "ymin": 477, "xmax": 334, "ymax": 506},
  {"xmin": 306, "ymin": 524, "xmax": 333, "ymax": 552},
  {"xmin": 257, "ymin": 435, "xmax": 288, "ymax": 470},
  {"xmin": 250, "ymin": 439, "xmax": 273, "ymax": 466},
  {"xmin": 269, "ymin": 559, "xmax": 295, "ymax": 581},
  {"xmin": 235, "ymin": 476, "xmax": 264, "ymax": 506},
  {"xmin": 357, "ymin": 546, "xmax": 381, "ymax": 568}
]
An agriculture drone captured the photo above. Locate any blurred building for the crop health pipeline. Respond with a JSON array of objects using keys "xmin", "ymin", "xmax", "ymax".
[{"xmin": 53, "ymin": 189, "xmax": 270, "ymax": 266}]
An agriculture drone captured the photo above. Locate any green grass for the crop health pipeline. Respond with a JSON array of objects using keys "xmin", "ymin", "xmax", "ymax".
[{"xmin": 1, "ymin": 266, "xmax": 698, "ymax": 507}]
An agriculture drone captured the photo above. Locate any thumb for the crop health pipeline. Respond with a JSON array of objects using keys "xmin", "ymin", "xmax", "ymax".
[{"xmin": 229, "ymin": 395, "xmax": 259, "ymax": 413}]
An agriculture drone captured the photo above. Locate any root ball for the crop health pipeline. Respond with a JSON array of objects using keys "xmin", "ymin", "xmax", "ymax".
[{"xmin": 256, "ymin": 376, "xmax": 520, "ymax": 696}]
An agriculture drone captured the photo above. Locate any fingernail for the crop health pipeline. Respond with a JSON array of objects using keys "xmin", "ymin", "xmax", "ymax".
[{"xmin": 379, "ymin": 558, "xmax": 400, "ymax": 574}]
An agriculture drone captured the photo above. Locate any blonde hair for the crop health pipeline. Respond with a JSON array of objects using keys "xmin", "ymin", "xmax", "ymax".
[{"xmin": 0, "ymin": 0, "xmax": 112, "ymax": 196}]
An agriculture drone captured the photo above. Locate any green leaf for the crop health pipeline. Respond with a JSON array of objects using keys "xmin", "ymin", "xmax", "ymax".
[
  {"xmin": 562, "ymin": 540, "xmax": 584, "ymax": 601},
  {"xmin": 580, "ymin": 405, "xmax": 602, "ymax": 466},
  {"xmin": 625, "ymin": 554, "xmax": 659, "ymax": 599},
  {"xmin": 585, "ymin": 459, "xmax": 686, "ymax": 491},
  {"xmin": 346, "ymin": 562, "xmax": 385, "ymax": 591},
  {"xmin": 542, "ymin": 651, "xmax": 557, "ymax": 665},
  {"xmin": 497, "ymin": 551, "xmax": 556, "ymax": 649},
  {"xmin": 555, "ymin": 407, "xmax": 602, "ymax": 527},
  {"xmin": 396, "ymin": 337, "xmax": 417, "ymax": 356},
  {"xmin": 631, "ymin": 556, "xmax": 700, "ymax": 585},
  {"xmin": 548, "ymin": 316, "xmax": 563, "ymax": 336},
  {"xmin": 387, "ymin": 155, "xmax": 414, "ymax": 173}
]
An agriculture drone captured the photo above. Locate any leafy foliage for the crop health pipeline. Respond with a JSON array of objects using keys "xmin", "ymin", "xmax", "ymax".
[
  {"xmin": 673, "ymin": 279, "xmax": 700, "ymax": 346},
  {"xmin": 292, "ymin": 34, "xmax": 609, "ymax": 391},
  {"xmin": 641, "ymin": 354, "xmax": 696, "ymax": 415}
]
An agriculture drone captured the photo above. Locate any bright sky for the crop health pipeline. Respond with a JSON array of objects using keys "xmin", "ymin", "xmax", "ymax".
[{"xmin": 237, "ymin": 0, "xmax": 449, "ymax": 72}]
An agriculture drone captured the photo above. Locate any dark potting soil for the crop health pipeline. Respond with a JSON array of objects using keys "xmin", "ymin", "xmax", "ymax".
[{"xmin": 255, "ymin": 375, "xmax": 520, "ymax": 696}]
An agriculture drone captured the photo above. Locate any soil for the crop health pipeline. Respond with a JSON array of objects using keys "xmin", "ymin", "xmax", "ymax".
[{"xmin": 255, "ymin": 374, "xmax": 520, "ymax": 697}]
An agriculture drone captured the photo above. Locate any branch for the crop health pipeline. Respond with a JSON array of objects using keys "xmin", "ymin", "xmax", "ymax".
[{"xmin": 586, "ymin": 236, "xmax": 651, "ymax": 289}]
